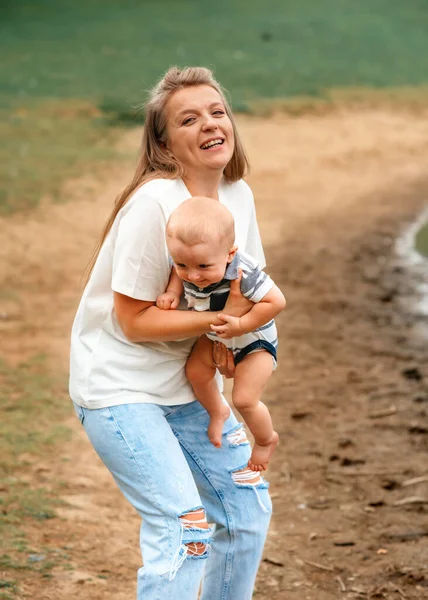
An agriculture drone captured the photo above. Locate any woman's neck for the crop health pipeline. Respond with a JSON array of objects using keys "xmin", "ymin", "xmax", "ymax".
[{"xmin": 183, "ymin": 170, "xmax": 223, "ymax": 200}]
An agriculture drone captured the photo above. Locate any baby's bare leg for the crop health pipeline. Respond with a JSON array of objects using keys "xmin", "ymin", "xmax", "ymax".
[
  {"xmin": 232, "ymin": 351, "xmax": 279, "ymax": 471},
  {"xmin": 186, "ymin": 336, "xmax": 230, "ymax": 448}
]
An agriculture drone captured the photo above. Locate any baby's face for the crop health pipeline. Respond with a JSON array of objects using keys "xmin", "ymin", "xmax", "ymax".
[{"xmin": 169, "ymin": 238, "xmax": 235, "ymax": 288}]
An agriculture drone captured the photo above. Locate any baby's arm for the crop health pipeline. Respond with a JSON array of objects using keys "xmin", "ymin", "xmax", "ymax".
[
  {"xmin": 156, "ymin": 267, "xmax": 183, "ymax": 310},
  {"xmin": 210, "ymin": 284, "xmax": 285, "ymax": 339}
]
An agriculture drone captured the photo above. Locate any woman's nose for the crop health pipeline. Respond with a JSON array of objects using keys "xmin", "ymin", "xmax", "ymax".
[{"xmin": 201, "ymin": 115, "xmax": 217, "ymax": 130}]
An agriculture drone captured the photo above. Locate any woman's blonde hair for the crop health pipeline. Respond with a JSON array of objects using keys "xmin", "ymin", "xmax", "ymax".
[{"xmin": 86, "ymin": 66, "xmax": 249, "ymax": 280}]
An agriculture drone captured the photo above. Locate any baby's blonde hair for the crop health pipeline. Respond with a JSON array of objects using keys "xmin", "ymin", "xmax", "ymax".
[{"xmin": 166, "ymin": 197, "xmax": 235, "ymax": 251}]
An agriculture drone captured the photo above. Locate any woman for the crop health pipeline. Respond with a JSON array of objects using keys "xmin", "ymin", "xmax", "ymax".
[{"xmin": 70, "ymin": 66, "xmax": 272, "ymax": 599}]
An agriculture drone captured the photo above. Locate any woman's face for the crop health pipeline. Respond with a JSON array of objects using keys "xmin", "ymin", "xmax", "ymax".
[{"xmin": 165, "ymin": 85, "xmax": 234, "ymax": 177}]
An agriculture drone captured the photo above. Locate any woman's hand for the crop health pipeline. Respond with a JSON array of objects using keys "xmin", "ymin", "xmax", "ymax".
[
  {"xmin": 222, "ymin": 269, "xmax": 252, "ymax": 318},
  {"xmin": 210, "ymin": 270, "xmax": 252, "ymax": 376},
  {"xmin": 212, "ymin": 340, "xmax": 235, "ymax": 378}
]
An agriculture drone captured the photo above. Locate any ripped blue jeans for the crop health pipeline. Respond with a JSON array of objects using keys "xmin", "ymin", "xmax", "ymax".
[{"xmin": 73, "ymin": 399, "xmax": 272, "ymax": 600}]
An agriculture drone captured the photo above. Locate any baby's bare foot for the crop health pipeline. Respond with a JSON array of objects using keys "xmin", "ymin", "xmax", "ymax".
[
  {"xmin": 207, "ymin": 405, "xmax": 231, "ymax": 448},
  {"xmin": 248, "ymin": 431, "xmax": 279, "ymax": 471}
]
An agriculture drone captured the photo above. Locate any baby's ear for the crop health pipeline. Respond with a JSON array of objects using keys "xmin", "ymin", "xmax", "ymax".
[{"xmin": 227, "ymin": 245, "xmax": 238, "ymax": 263}]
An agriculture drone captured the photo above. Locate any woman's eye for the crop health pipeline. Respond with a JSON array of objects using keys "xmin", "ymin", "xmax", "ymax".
[
  {"xmin": 213, "ymin": 110, "xmax": 224, "ymax": 116},
  {"xmin": 182, "ymin": 117, "xmax": 195, "ymax": 125}
]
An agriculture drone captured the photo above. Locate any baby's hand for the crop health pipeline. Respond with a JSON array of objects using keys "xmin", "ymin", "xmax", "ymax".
[
  {"xmin": 156, "ymin": 292, "xmax": 180, "ymax": 310},
  {"xmin": 210, "ymin": 314, "xmax": 243, "ymax": 339}
]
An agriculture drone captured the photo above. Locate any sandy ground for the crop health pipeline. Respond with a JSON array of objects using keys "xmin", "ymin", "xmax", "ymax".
[{"xmin": 2, "ymin": 108, "xmax": 428, "ymax": 599}]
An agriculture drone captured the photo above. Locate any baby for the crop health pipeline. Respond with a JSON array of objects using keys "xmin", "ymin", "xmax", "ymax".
[{"xmin": 157, "ymin": 197, "xmax": 286, "ymax": 471}]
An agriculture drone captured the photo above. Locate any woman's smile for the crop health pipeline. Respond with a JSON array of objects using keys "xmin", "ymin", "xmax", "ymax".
[{"xmin": 200, "ymin": 137, "xmax": 225, "ymax": 150}]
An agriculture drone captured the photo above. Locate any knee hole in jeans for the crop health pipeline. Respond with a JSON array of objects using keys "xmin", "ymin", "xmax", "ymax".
[
  {"xmin": 179, "ymin": 508, "xmax": 210, "ymax": 556},
  {"xmin": 165, "ymin": 507, "xmax": 212, "ymax": 580},
  {"xmin": 232, "ymin": 467, "xmax": 264, "ymax": 487},
  {"xmin": 226, "ymin": 424, "xmax": 250, "ymax": 447},
  {"xmin": 179, "ymin": 508, "xmax": 210, "ymax": 557},
  {"xmin": 230, "ymin": 467, "xmax": 271, "ymax": 513}
]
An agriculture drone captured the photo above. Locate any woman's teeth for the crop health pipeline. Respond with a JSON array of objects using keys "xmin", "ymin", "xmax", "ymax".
[{"xmin": 201, "ymin": 139, "xmax": 224, "ymax": 149}]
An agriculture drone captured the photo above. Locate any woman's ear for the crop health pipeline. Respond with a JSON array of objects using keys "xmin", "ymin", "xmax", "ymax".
[
  {"xmin": 162, "ymin": 143, "xmax": 174, "ymax": 159},
  {"xmin": 227, "ymin": 245, "xmax": 238, "ymax": 263}
]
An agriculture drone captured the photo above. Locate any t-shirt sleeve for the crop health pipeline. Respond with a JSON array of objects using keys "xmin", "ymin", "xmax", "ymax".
[
  {"xmin": 244, "ymin": 189, "xmax": 266, "ymax": 269},
  {"xmin": 111, "ymin": 192, "xmax": 170, "ymax": 301},
  {"xmin": 240, "ymin": 263, "xmax": 274, "ymax": 303}
]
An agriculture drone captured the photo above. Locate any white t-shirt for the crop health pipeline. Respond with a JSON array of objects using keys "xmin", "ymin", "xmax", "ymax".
[{"xmin": 69, "ymin": 177, "xmax": 265, "ymax": 409}]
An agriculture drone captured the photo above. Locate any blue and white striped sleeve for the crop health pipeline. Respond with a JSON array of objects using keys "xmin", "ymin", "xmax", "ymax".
[{"xmin": 239, "ymin": 254, "xmax": 274, "ymax": 303}]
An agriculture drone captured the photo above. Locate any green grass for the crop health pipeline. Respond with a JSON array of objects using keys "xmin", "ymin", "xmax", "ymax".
[
  {"xmin": 0, "ymin": 356, "xmax": 72, "ymax": 597},
  {"xmin": 0, "ymin": 354, "xmax": 70, "ymax": 472},
  {"xmin": 3, "ymin": 0, "xmax": 428, "ymax": 103},
  {"xmin": 0, "ymin": 98, "xmax": 131, "ymax": 215},
  {"xmin": 415, "ymin": 222, "xmax": 428, "ymax": 257},
  {"xmin": 2, "ymin": 0, "xmax": 428, "ymax": 213}
]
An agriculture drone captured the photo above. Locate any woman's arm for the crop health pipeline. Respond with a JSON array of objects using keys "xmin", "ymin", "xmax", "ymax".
[
  {"xmin": 115, "ymin": 274, "xmax": 252, "ymax": 343},
  {"xmin": 115, "ymin": 293, "xmax": 220, "ymax": 342}
]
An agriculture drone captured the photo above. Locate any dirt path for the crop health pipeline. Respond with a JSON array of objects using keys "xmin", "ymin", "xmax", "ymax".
[{"xmin": 2, "ymin": 108, "xmax": 428, "ymax": 599}]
